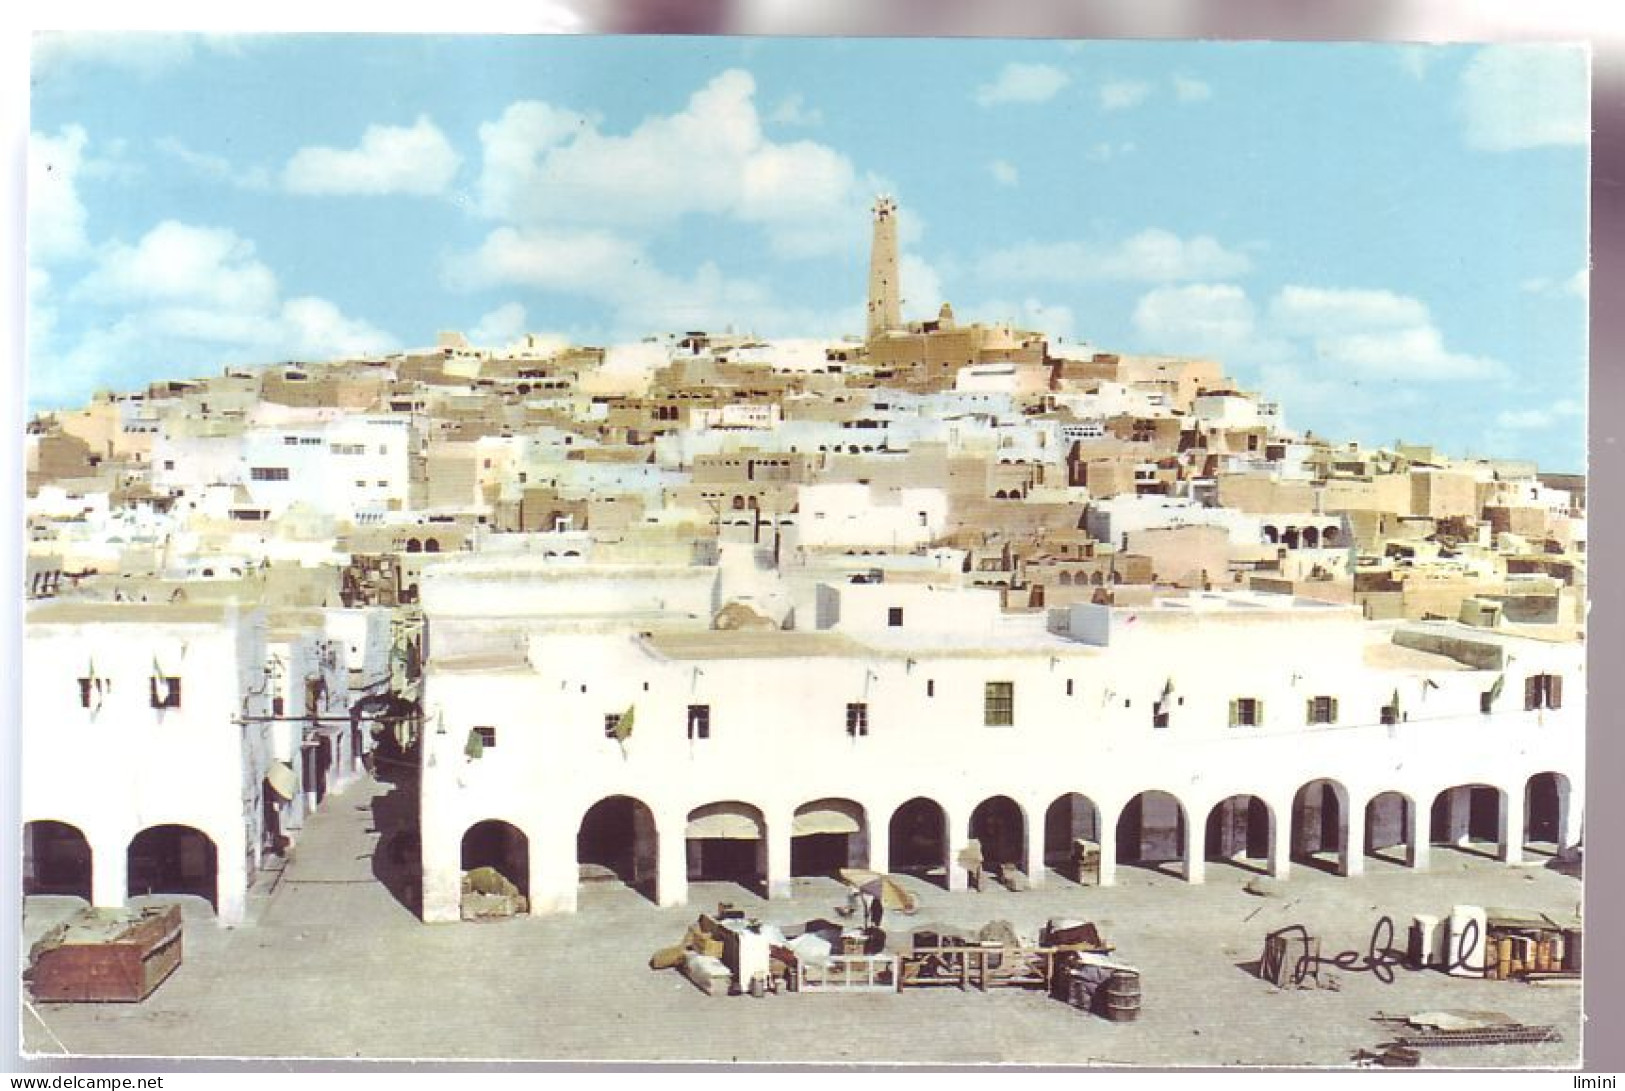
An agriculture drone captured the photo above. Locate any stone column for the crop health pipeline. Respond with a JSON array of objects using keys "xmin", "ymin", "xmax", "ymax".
[
  {"xmin": 1341, "ymin": 794, "xmax": 1365, "ymax": 878},
  {"xmin": 90, "ymin": 830, "xmax": 128, "ymax": 912},
  {"xmin": 1268, "ymin": 800, "xmax": 1292, "ymax": 880},
  {"xmin": 944, "ymin": 801, "xmax": 971, "ymax": 893},
  {"xmin": 1182, "ymin": 809, "xmax": 1205, "ymax": 885},
  {"xmin": 1406, "ymin": 796, "xmax": 1430, "ymax": 871},
  {"xmin": 1023, "ymin": 801, "xmax": 1046, "ymax": 889},
  {"xmin": 1095, "ymin": 803, "xmax": 1118, "ymax": 888},
  {"xmin": 865, "ymin": 809, "xmax": 890, "ymax": 876},
  {"xmin": 656, "ymin": 815, "xmax": 690, "ymax": 909},
  {"xmin": 1498, "ymin": 781, "xmax": 1525, "ymax": 866},
  {"xmin": 765, "ymin": 815, "xmax": 792, "ymax": 900},
  {"xmin": 528, "ymin": 821, "xmax": 578, "ymax": 916}
]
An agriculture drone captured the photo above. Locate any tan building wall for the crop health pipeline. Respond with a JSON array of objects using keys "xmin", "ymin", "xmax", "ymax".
[
  {"xmin": 1124, "ymin": 524, "xmax": 1231, "ymax": 589},
  {"xmin": 1410, "ymin": 469, "xmax": 1480, "ymax": 520},
  {"xmin": 1321, "ymin": 473, "xmax": 1413, "ymax": 516},
  {"xmin": 1216, "ymin": 474, "xmax": 1316, "ymax": 514}
]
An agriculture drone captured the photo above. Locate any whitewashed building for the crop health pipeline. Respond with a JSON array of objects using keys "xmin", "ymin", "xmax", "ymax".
[{"xmin": 416, "ymin": 580, "xmax": 1582, "ymax": 922}]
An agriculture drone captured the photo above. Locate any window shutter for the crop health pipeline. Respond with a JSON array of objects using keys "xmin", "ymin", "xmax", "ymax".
[
  {"xmin": 1525, "ymin": 675, "xmax": 1541, "ymax": 711},
  {"xmin": 1305, "ymin": 698, "xmax": 1314, "ymax": 725},
  {"xmin": 1330, "ymin": 698, "xmax": 1339, "ymax": 722},
  {"xmin": 1256, "ymin": 700, "xmax": 1264, "ymax": 725},
  {"xmin": 1228, "ymin": 699, "xmax": 1239, "ymax": 727},
  {"xmin": 1549, "ymin": 675, "xmax": 1563, "ymax": 710}
]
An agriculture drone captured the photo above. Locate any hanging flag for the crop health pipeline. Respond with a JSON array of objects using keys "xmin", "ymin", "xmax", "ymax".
[
  {"xmin": 1485, "ymin": 673, "xmax": 1505, "ymax": 707},
  {"xmin": 464, "ymin": 728, "xmax": 484, "ymax": 760},
  {"xmin": 1160, "ymin": 678, "xmax": 1175, "ymax": 702},
  {"xmin": 614, "ymin": 706, "xmax": 635, "ymax": 744}
]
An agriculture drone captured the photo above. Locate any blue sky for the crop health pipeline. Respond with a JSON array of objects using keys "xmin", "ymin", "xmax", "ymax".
[{"xmin": 28, "ymin": 35, "xmax": 1589, "ymax": 470}]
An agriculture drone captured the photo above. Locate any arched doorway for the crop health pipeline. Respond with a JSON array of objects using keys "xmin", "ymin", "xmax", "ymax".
[
  {"xmin": 577, "ymin": 796, "xmax": 658, "ymax": 901},
  {"xmin": 1204, "ymin": 795, "xmax": 1273, "ymax": 874},
  {"xmin": 969, "ymin": 795, "xmax": 1026, "ymax": 874},
  {"xmin": 1116, "ymin": 791, "xmax": 1187, "ymax": 876},
  {"xmin": 1430, "ymin": 784, "xmax": 1505, "ymax": 858},
  {"xmin": 888, "ymin": 797, "xmax": 948, "ymax": 888},
  {"xmin": 791, "ymin": 798, "xmax": 866, "ymax": 878},
  {"xmin": 1524, "ymin": 772, "xmax": 1571, "ymax": 855},
  {"xmin": 461, "ymin": 819, "xmax": 530, "ymax": 909},
  {"xmin": 1291, "ymin": 779, "xmax": 1349, "ymax": 874},
  {"xmin": 1364, "ymin": 791, "xmax": 1414, "ymax": 865},
  {"xmin": 23, "ymin": 820, "xmax": 92, "ymax": 900},
  {"xmin": 685, "ymin": 801, "xmax": 766, "ymax": 894},
  {"xmin": 127, "ymin": 825, "xmax": 218, "ymax": 909},
  {"xmin": 1044, "ymin": 793, "xmax": 1102, "ymax": 883}
]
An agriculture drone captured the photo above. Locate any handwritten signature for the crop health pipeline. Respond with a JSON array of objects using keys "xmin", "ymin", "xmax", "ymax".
[{"xmin": 1271, "ymin": 915, "xmax": 1482, "ymax": 986}]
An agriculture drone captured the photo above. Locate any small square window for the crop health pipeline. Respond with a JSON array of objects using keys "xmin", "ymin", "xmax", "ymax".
[
  {"xmin": 1153, "ymin": 710, "xmax": 1170, "ymax": 729},
  {"xmin": 984, "ymin": 681, "xmax": 1015, "ymax": 727},
  {"xmin": 604, "ymin": 713, "xmax": 623, "ymax": 739},
  {"xmin": 887, "ymin": 607, "xmax": 904, "ymax": 627},
  {"xmin": 474, "ymin": 726, "xmax": 497, "ymax": 748},
  {"xmin": 1230, "ymin": 698, "xmax": 1262, "ymax": 728},
  {"xmin": 846, "ymin": 702, "xmax": 869, "ymax": 737},
  {"xmin": 688, "ymin": 704, "xmax": 711, "ymax": 740},
  {"xmin": 150, "ymin": 676, "xmax": 182, "ymax": 710}
]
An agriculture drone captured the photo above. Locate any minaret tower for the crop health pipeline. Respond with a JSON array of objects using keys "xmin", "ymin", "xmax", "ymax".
[{"xmin": 866, "ymin": 196, "xmax": 902, "ymax": 341}]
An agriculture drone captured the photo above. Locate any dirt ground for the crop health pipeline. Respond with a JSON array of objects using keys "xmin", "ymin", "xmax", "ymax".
[{"xmin": 19, "ymin": 775, "xmax": 1583, "ymax": 1069}]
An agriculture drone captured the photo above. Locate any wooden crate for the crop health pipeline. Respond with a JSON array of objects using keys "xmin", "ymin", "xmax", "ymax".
[{"xmin": 30, "ymin": 906, "xmax": 183, "ymax": 1003}]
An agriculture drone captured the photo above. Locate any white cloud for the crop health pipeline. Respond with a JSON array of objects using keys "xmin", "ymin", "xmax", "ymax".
[
  {"xmin": 899, "ymin": 253, "xmax": 945, "ymax": 322},
  {"xmin": 1267, "ymin": 286, "xmax": 1430, "ymax": 336},
  {"xmin": 470, "ymin": 302, "xmax": 530, "ymax": 346},
  {"xmin": 988, "ymin": 160, "xmax": 1020, "ymax": 186},
  {"xmin": 1086, "ymin": 142, "xmax": 1136, "ymax": 162},
  {"xmin": 1172, "ymin": 75, "xmax": 1212, "ymax": 103},
  {"xmin": 32, "ymin": 32, "xmax": 245, "ymax": 80},
  {"xmin": 157, "ymin": 137, "xmax": 272, "ymax": 191},
  {"xmin": 447, "ymin": 225, "xmax": 856, "ymax": 339},
  {"xmin": 1522, "ymin": 269, "xmax": 1589, "ymax": 300},
  {"xmin": 79, "ymin": 221, "xmax": 279, "ymax": 312},
  {"xmin": 29, "ymin": 126, "xmax": 92, "ymax": 264},
  {"xmin": 1460, "ymin": 44, "xmax": 1589, "ymax": 152},
  {"xmin": 1495, "ymin": 398, "xmax": 1584, "ymax": 431},
  {"xmin": 981, "ymin": 229, "xmax": 1253, "ymax": 285},
  {"xmin": 1099, "ymin": 80, "xmax": 1153, "ymax": 111},
  {"xmin": 282, "ymin": 116, "xmax": 461, "ymax": 197},
  {"xmin": 1133, "ymin": 281, "xmax": 1506, "ymax": 384},
  {"xmin": 33, "ymin": 220, "xmax": 396, "ymax": 405},
  {"xmin": 769, "ymin": 93, "xmax": 823, "ymax": 126},
  {"xmin": 974, "ymin": 63, "xmax": 1071, "ymax": 107},
  {"xmin": 969, "ymin": 298, "xmax": 1077, "ymax": 341},
  {"xmin": 1133, "ymin": 284, "xmax": 1259, "ymax": 355},
  {"xmin": 474, "ymin": 70, "xmax": 870, "ymax": 259}
]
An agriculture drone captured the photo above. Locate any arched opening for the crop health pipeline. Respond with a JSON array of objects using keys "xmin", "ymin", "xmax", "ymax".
[
  {"xmin": 1283, "ymin": 527, "xmax": 1301, "ymax": 549},
  {"xmin": 969, "ymin": 796, "xmax": 1026, "ymax": 876},
  {"xmin": 1058, "ymin": 570, "xmax": 1073, "ymax": 586},
  {"xmin": 685, "ymin": 801, "xmax": 766, "ymax": 895},
  {"xmin": 888, "ymin": 797, "xmax": 948, "ymax": 889},
  {"xmin": 1091, "ymin": 571, "xmax": 1105, "ymax": 586},
  {"xmin": 424, "ymin": 538, "xmax": 441, "ymax": 554},
  {"xmin": 127, "ymin": 825, "xmax": 218, "ymax": 910},
  {"xmin": 1303, "ymin": 526, "xmax": 1320, "ymax": 548},
  {"xmin": 23, "ymin": 820, "xmax": 92, "ymax": 900},
  {"xmin": 732, "ymin": 495, "xmax": 746, "ymax": 511},
  {"xmin": 791, "ymin": 798, "xmax": 866, "ymax": 877},
  {"xmin": 1291, "ymin": 778, "xmax": 1348, "ymax": 874},
  {"xmin": 405, "ymin": 538, "xmax": 422, "ymax": 553},
  {"xmin": 461, "ymin": 819, "xmax": 530, "ymax": 912},
  {"xmin": 1323, "ymin": 526, "xmax": 1340, "ymax": 546},
  {"xmin": 577, "ymin": 796, "xmax": 658, "ymax": 902},
  {"xmin": 1524, "ymin": 772, "xmax": 1571, "ymax": 855},
  {"xmin": 1263, "ymin": 526, "xmax": 1280, "ymax": 544},
  {"xmin": 1116, "ymin": 791, "xmax": 1187, "ymax": 877},
  {"xmin": 1043, "ymin": 793, "xmax": 1102, "ymax": 884},
  {"xmin": 1430, "ymin": 783, "xmax": 1505, "ymax": 859},
  {"xmin": 1204, "ymin": 795, "xmax": 1273, "ymax": 875},
  {"xmin": 1364, "ymin": 791, "xmax": 1414, "ymax": 865}
]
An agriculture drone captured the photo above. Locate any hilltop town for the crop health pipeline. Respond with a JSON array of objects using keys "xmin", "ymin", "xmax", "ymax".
[{"xmin": 21, "ymin": 201, "xmax": 1583, "ymax": 1033}]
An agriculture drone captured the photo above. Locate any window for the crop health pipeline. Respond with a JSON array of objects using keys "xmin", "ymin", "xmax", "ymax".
[
  {"xmin": 926, "ymin": 679, "xmax": 935, "ymax": 698},
  {"xmin": 1066, "ymin": 679, "xmax": 1074, "ymax": 697},
  {"xmin": 1306, "ymin": 696, "xmax": 1339, "ymax": 725},
  {"xmin": 284, "ymin": 436, "xmax": 301, "ymax": 446},
  {"xmin": 887, "ymin": 607, "xmax": 904, "ymax": 628},
  {"xmin": 1153, "ymin": 709, "xmax": 1170, "ymax": 729},
  {"xmin": 603, "ymin": 713, "xmax": 623, "ymax": 739},
  {"xmin": 687, "ymin": 704, "xmax": 711, "ymax": 740},
  {"xmin": 163, "ymin": 460, "xmax": 175, "ymax": 471},
  {"xmin": 1380, "ymin": 702, "xmax": 1399, "ymax": 726},
  {"xmin": 472, "ymin": 726, "xmax": 497, "ymax": 750},
  {"xmin": 1229, "ymin": 698, "xmax": 1262, "ymax": 727},
  {"xmin": 984, "ymin": 681, "xmax": 1015, "ymax": 727},
  {"xmin": 250, "ymin": 467, "xmax": 290, "ymax": 481},
  {"xmin": 150, "ymin": 676, "xmax": 182, "ymax": 710},
  {"xmin": 331, "ymin": 443, "xmax": 365, "ymax": 456},
  {"xmin": 1525, "ymin": 674, "xmax": 1563, "ymax": 711},
  {"xmin": 846, "ymin": 702, "xmax": 869, "ymax": 737}
]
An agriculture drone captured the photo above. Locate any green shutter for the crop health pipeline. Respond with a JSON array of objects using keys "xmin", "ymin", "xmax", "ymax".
[{"xmin": 1228, "ymin": 698, "xmax": 1239, "ymax": 727}]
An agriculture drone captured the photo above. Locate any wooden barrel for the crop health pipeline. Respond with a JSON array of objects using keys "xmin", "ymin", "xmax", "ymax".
[{"xmin": 1104, "ymin": 970, "xmax": 1141, "ymax": 1023}]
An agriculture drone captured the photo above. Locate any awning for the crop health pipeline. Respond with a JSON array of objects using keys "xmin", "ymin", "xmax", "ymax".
[
  {"xmin": 266, "ymin": 761, "xmax": 298, "ymax": 801},
  {"xmin": 686, "ymin": 803, "xmax": 764, "ymax": 841},
  {"xmin": 793, "ymin": 799, "xmax": 863, "ymax": 837}
]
